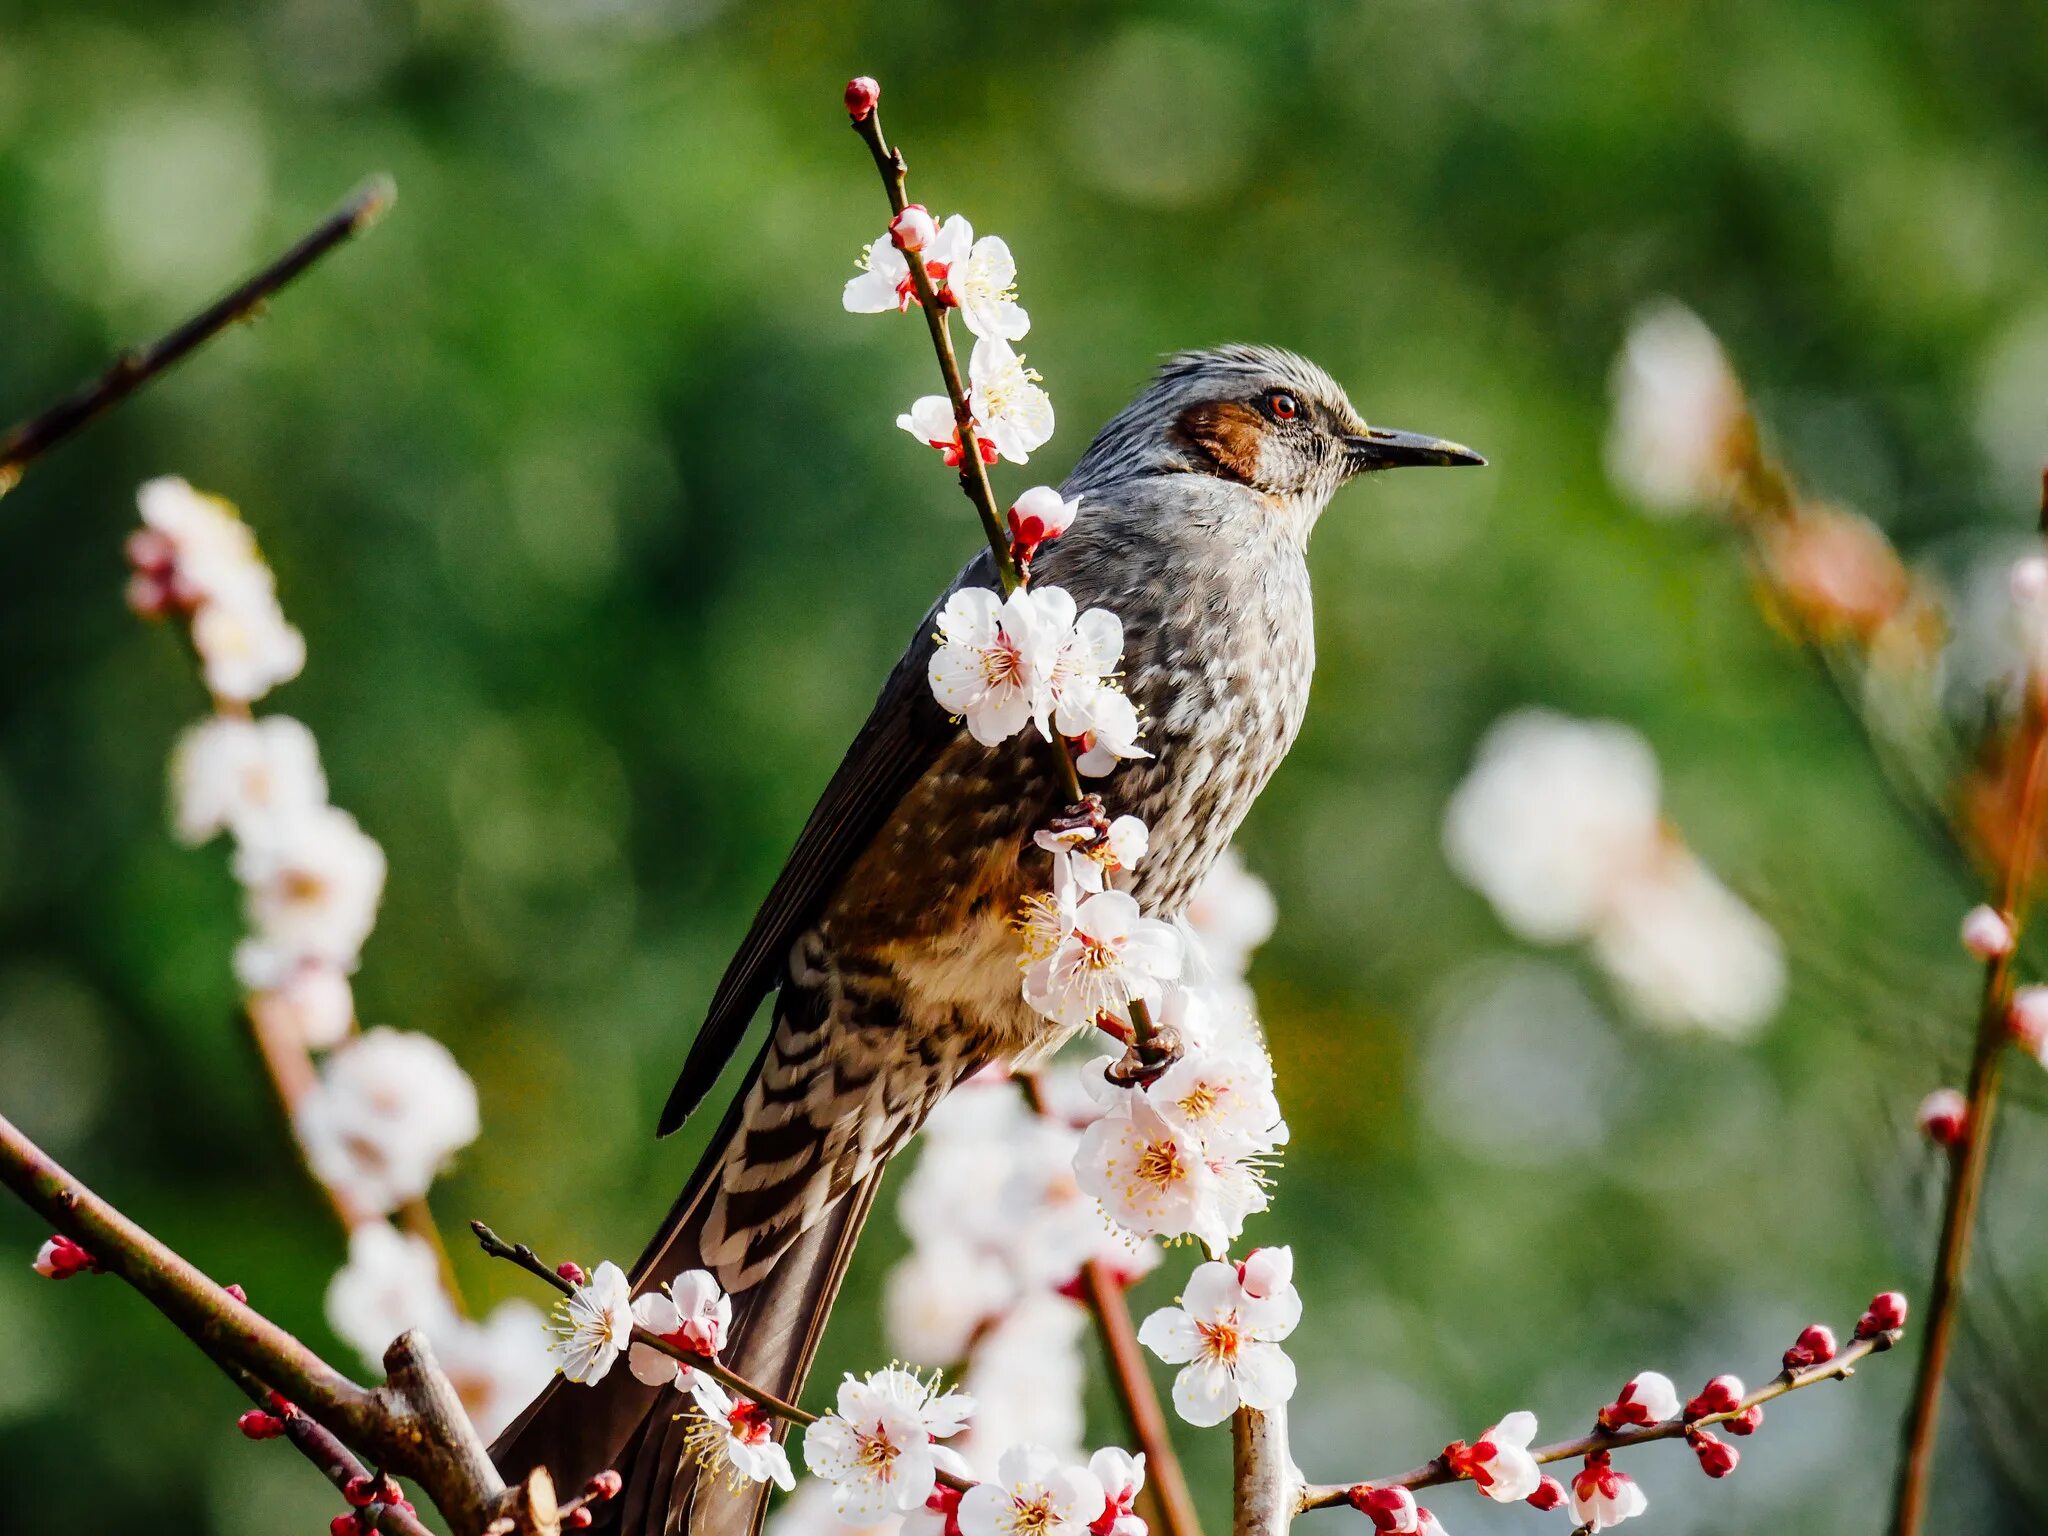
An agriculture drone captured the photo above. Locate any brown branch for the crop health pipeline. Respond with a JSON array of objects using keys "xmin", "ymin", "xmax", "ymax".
[
  {"xmin": 1233, "ymin": 1407, "xmax": 1301, "ymax": 1536},
  {"xmin": 220, "ymin": 1360, "xmax": 435, "ymax": 1536},
  {"xmin": 1299, "ymin": 1324, "xmax": 1903, "ymax": 1511},
  {"xmin": 1017, "ymin": 1074, "xmax": 1203, "ymax": 1536},
  {"xmin": 0, "ymin": 1107, "xmax": 511, "ymax": 1533},
  {"xmin": 0, "ymin": 175, "xmax": 393, "ymax": 496}
]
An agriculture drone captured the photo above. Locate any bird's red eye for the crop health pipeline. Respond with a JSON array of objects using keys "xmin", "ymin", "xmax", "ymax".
[{"xmin": 1268, "ymin": 391, "xmax": 1299, "ymax": 420}]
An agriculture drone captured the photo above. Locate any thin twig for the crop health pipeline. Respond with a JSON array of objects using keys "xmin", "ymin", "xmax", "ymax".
[
  {"xmin": 1892, "ymin": 488, "xmax": 2048, "ymax": 1536},
  {"xmin": 220, "ymin": 1360, "xmax": 435, "ymax": 1536},
  {"xmin": 0, "ymin": 175, "xmax": 394, "ymax": 496},
  {"xmin": 1300, "ymin": 1326, "xmax": 1902, "ymax": 1510}
]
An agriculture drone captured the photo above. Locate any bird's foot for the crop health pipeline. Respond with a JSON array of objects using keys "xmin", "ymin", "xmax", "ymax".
[
  {"xmin": 1045, "ymin": 794, "xmax": 1110, "ymax": 849},
  {"xmin": 1103, "ymin": 1023, "xmax": 1183, "ymax": 1090}
]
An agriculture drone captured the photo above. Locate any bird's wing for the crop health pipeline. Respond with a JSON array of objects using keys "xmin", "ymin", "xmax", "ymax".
[{"xmin": 656, "ymin": 557, "xmax": 985, "ymax": 1136}]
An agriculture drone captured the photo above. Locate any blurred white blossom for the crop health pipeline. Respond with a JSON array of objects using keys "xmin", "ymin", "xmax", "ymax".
[
  {"xmin": 1589, "ymin": 848, "xmax": 1785, "ymax": 1039},
  {"xmin": 437, "ymin": 1298, "xmax": 555, "ymax": 1441},
  {"xmin": 1182, "ymin": 847, "xmax": 1276, "ymax": 982},
  {"xmin": 1606, "ymin": 301, "xmax": 1746, "ymax": 516},
  {"xmin": 170, "ymin": 714, "xmax": 326, "ymax": 848},
  {"xmin": 325, "ymin": 1221, "xmax": 452, "ymax": 1361},
  {"xmin": 233, "ymin": 803, "xmax": 387, "ymax": 972},
  {"xmin": 295, "ymin": 1026, "xmax": 480, "ymax": 1214}
]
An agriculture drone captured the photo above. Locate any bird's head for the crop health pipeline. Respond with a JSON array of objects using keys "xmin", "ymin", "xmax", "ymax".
[{"xmin": 1069, "ymin": 343, "xmax": 1483, "ymax": 517}]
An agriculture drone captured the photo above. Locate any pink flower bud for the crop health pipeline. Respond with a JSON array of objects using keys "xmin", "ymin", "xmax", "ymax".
[
  {"xmin": 1345, "ymin": 1484, "xmax": 1417, "ymax": 1533},
  {"xmin": 2010, "ymin": 986, "xmax": 2048, "ymax": 1054},
  {"xmin": 584, "ymin": 1470, "xmax": 623, "ymax": 1503},
  {"xmin": 1684, "ymin": 1374, "xmax": 1745, "ymax": 1420},
  {"xmin": 844, "ymin": 77, "xmax": 881, "ymax": 121},
  {"xmin": 1783, "ymin": 1323, "xmax": 1837, "ymax": 1373},
  {"xmin": 237, "ymin": 1408, "xmax": 286, "ymax": 1440},
  {"xmin": 557, "ymin": 1261, "xmax": 587, "ymax": 1286},
  {"xmin": 1688, "ymin": 1428, "xmax": 1739, "ymax": 1478},
  {"xmin": 565, "ymin": 1508, "xmax": 594, "ymax": 1531},
  {"xmin": 1857, "ymin": 1290, "xmax": 1909, "ymax": 1339},
  {"xmin": 1598, "ymin": 1370, "xmax": 1679, "ymax": 1429},
  {"xmin": 1008, "ymin": 486, "xmax": 1080, "ymax": 550},
  {"xmin": 344, "ymin": 1476, "xmax": 377, "ymax": 1508},
  {"xmin": 890, "ymin": 205, "xmax": 938, "ymax": 253},
  {"xmin": 1961, "ymin": 905, "xmax": 2016, "ymax": 960},
  {"xmin": 1525, "ymin": 1477, "xmax": 1566, "ymax": 1511},
  {"xmin": 224, "ymin": 1282, "xmax": 249, "ymax": 1303},
  {"xmin": 330, "ymin": 1517, "xmax": 360, "ymax": 1536},
  {"xmin": 1725, "ymin": 1403, "xmax": 1764, "ymax": 1436},
  {"xmin": 1918, "ymin": 1087, "xmax": 1968, "ymax": 1147},
  {"xmin": 1237, "ymin": 1246, "xmax": 1294, "ymax": 1300},
  {"xmin": 33, "ymin": 1234, "xmax": 96, "ymax": 1279}
]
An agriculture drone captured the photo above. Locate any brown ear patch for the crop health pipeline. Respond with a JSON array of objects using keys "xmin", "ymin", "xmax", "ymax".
[{"xmin": 1170, "ymin": 400, "xmax": 1267, "ymax": 484}]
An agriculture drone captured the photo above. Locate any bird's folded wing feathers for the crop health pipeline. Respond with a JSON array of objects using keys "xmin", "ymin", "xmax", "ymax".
[{"xmin": 656, "ymin": 554, "xmax": 988, "ymax": 1137}]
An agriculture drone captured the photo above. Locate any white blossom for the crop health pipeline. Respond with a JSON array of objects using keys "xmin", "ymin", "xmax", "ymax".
[
  {"xmin": 1034, "ymin": 814, "xmax": 1148, "ymax": 895},
  {"xmin": 437, "ymin": 1299, "xmax": 555, "ymax": 1441},
  {"xmin": 325, "ymin": 1222, "xmax": 454, "ymax": 1362},
  {"xmin": 1570, "ymin": 1453, "xmax": 1648, "ymax": 1531},
  {"xmin": 957, "ymin": 1444, "xmax": 1104, "ymax": 1536},
  {"xmin": 1136, "ymin": 1259, "xmax": 1300, "ymax": 1427},
  {"xmin": 629, "ymin": 1268, "xmax": 733, "ymax": 1388},
  {"xmin": 233, "ymin": 803, "xmax": 387, "ymax": 970},
  {"xmin": 169, "ymin": 714, "xmax": 327, "ymax": 848},
  {"xmin": 885, "ymin": 1240, "xmax": 1017, "ymax": 1366},
  {"xmin": 1454, "ymin": 1411, "xmax": 1541, "ymax": 1504},
  {"xmin": 1074, "ymin": 1096, "xmax": 1218, "ymax": 1248},
  {"xmin": 1022, "ymin": 890, "xmax": 1182, "ymax": 1031},
  {"xmin": 687, "ymin": 1376, "xmax": 797, "ymax": 1491},
  {"xmin": 929, "ymin": 587, "xmax": 1067, "ymax": 747},
  {"xmin": 137, "ymin": 477, "xmax": 270, "ymax": 608},
  {"xmin": 1606, "ymin": 301, "xmax": 1746, "ymax": 515},
  {"xmin": 1589, "ymin": 849, "xmax": 1784, "ymax": 1039},
  {"xmin": 1088, "ymin": 1448, "xmax": 1146, "ymax": 1536},
  {"xmin": 968, "ymin": 339, "xmax": 1054, "ymax": 464},
  {"xmin": 845, "ymin": 234, "xmax": 919, "ymax": 315},
  {"xmin": 925, "ymin": 217, "xmax": 1029, "ymax": 342},
  {"xmin": 1443, "ymin": 709, "xmax": 1662, "ymax": 946},
  {"xmin": 1147, "ymin": 1048, "xmax": 1288, "ymax": 1154},
  {"xmin": 802, "ymin": 1368, "xmax": 974, "ymax": 1522},
  {"xmin": 246, "ymin": 961, "xmax": 356, "ymax": 1050},
  {"xmin": 551, "ymin": 1260, "xmax": 635, "ymax": 1385},
  {"xmin": 959, "ymin": 1299, "xmax": 1088, "ymax": 1472},
  {"xmin": 1007, "ymin": 485, "xmax": 1079, "ymax": 548},
  {"xmin": 294, "ymin": 1026, "xmax": 480, "ymax": 1215},
  {"xmin": 1182, "ymin": 848, "xmax": 1276, "ymax": 982},
  {"xmin": 190, "ymin": 589, "xmax": 308, "ymax": 704}
]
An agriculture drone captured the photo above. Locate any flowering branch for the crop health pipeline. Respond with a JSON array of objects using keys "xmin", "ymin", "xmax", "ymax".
[
  {"xmin": 0, "ymin": 175, "xmax": 393, "ymax": 497},
  {"xmin": 221, "ymin": 1360, "xmax": 435, "ymax": 1536},
  {"xmin": 1299, "ymin": 1310, "xmax": 1905, "ymax": 1516},
  {"xmin": 0, "ymin": 1106, "xmax": 518, "ymax": 1534}
]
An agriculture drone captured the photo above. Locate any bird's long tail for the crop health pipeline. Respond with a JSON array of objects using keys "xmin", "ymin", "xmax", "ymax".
[{"xmin": 492, "ymin": 963, "xmax": 972, "ymax": 1536}]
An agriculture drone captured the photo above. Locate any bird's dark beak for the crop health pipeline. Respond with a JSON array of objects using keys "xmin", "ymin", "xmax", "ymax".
[{"xmin": 1343, "ymin": 427, "xmax": 1487, "ymax": 473}]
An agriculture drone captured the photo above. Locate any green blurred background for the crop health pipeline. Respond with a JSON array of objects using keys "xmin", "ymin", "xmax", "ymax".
[{"xmin": 5, "ymin": 1, "xmax": 2048, "ymax": 1530}]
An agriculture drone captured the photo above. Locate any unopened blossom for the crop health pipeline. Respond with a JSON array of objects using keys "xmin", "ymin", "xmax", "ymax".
[
  {"xmin": 929, "ymin": 586, "xmax": 1065, "ymax": 747},
  {"xmin": 325, "ymin": 1222, "xmax": 454, "ymax": 1363},
  {"xmin": 892, "ymin": 205, "xmax": 939, "ymax": 254},
  {"xmin": 844, "ymin": 77, "xmax": 880, "ymax": 121},
  {"xmin": 233, "ymin": 803, "xmax": 387, "ymax": 970},
  {"xmin": 1136, "ymin": 1258, "xmax": 1300, "ymax": 1427},
  {"xmin": 923, "ymin": 217, "xmax": 1030, "ymax": 342},
  {"xmin": 1598, "ymin": 1371, "xmax": 1679, "ymax": 1430},
  {"xmin": 1526, "ymin": 1477, "xmax": 1566, "ymax": 1512},
  {"xmin": 294, "ymin": 1027, "xmax": 480, "ymax": 1214},
  {"xmin": 1569, "ymin": 1451, "xmax": 1647, "ymax": 1531},
  {"xmin": 1961, "ymin": 904, "xmax": 2016, "ymax": 960},
  {"xmin": 136, "ymin": 477, "xmax": 268, "ymax": 608},
  {"xmin": 170, "ymin": 714, "xmax": 327, "ymax": 848},
  {"xmin": 1443, "ymin": 1410, "xmax": 1541, "ymax": 1503},
  {"xmin": 629, "ymin": 1269, "xmax": 732, "ymax": 1388},
  {"xmin": 1783, "ymin": 1323, "xmax": 1837, "ymax": 1372},
  {"xmin": 1443, "ymin": 709, "xmax": 1662, "ymax": 946},
  {"xmin": 246, "ymin": 961, "xmax": 355, "ymax": 1050},
  {"xmin": 1684, "ymin": 1374, "xmax": 1745, "ymax": 1420},
  {"xmin": 1035, "ymin": 814, "xmax": 1148, "ymax": 895},
  {"xmin": 1076, "ymin": 1096, "xmax": 1215, "ymax": 1244},
  {"xmin": 1688, "ymin": 1427, "xmax": 1739, "ymax": 1478},
  {"xmin": 802, "ymin": 1368, "xmax": 974, "ymax": 1521},
  {"xmin": 2012, "ymin": 986, "xmax": 2048, "ymax": 1060},
  {"xmin": 1858, "ymin": 1290, "xmax": 1909, "ymax": 1339},
  {"xmin": 1724, "ymin": 1403, "xmax": 1764, "ymax": 1435},
  {"xmin": 552, "ymin": 1261, "xmax": 635, "ymax": 1384},
  {"xmin": 33, "ymin": 1234, "xmax": 96, "ymax": 1279},
  {"xmin": 1008, "ymin": 486, "xmax": 1079, "ymax": 552},
  {"xmin": 898, "ymin": 394, "xmax": 996, "ymax": 469},
  {"xmin": 1758, "ymin": 503, "xmax": 1911, "ymax": 644},
  {"xmin": 1590, "ymin": 845, "xmax": 1785, "ymax": 1039},
  {"xmin": 1605, "ymin": 300, "xmax": 1747, "ymax": 515},
  {"xmin": 1023, "ymin": 890, "xmax": 1182, "ymax": 1031},
  {"xmin": 1237, "ymin": 1246, "xmax": 1292, "ymax": 1301},
  {"xmin": 1346, "ymin": 1485, "xmax": 1416, "ymax": 1533},
  {"xmin": 1147, "ymin": 1048, "xmax": 1287, "ymax": 1153},
  {"xmin": 1087, "ymin": 1448, "xmax": 1145, "ymax": 1536},
  {"xmin": 688, "ymin": 1377, "xmax": 796, "ymax": 1491},
  {"xmin": 1918, "ymin": 1086, "xmax": 1968, "ymax": 1146},
  {"xmin": 958, "ymin": 1444, "xmax": 1104, "ymax": 1536}
]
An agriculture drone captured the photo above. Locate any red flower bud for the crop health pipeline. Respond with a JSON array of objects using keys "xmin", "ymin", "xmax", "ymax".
[
  {"xmin": 890, "ymin": 204, "xmax": 938, "ymax": 254},
  {"xmin": 1783, "ymin": 1323, "xmax": 1838, "ymax": 1373},
  {"xmin": 330, "ymin": 1517, "xmax": 360, "ymax": 1536},
  {"xmin": 565, "ymin": 1507, "xmax": 594, "ymax": 1530},
  {"xmin": 1345, "ymin": 1485, "xmax": 1416, "ymax": 1532},
  {"xmin": 237, "ymin": 1409, "xmax": 286, "ymax": 1440},
  {"xmin": 1725, "ymin": 1403, "xmax": 1764, "ymax": 1436},
  {"xmin": 1918, "ymin": 1087, "xmax": 1967, "ymax": 1147},
  {"xmin": 1688, "ymin": 1428, "xmax": 1739, "ymax": 1479},
  {"xmin": 344, "ymin": 1475, "xmax": 377, "ymax": 1508},
  {"xmin": 1684, "ymin": 1374, "xmax": 1745, "ymax": 1420},
  {"xmin": 224, "ymin": 1283, "xmax": 249, "ymax": 1303},
  {"xmin": 584, "ymin": 1470, "xmax": 623, "ymax": 1503},
  {"xmin": 33, "ymin": 1234, "xmax": 97, "ymax": 1279},
  {"xmin": 1856, "ymin": 1291, "xmax": 1908, "ymax": 1339},
  {"xmin": 1526, "ymin": 1476, "xmax": 1566, "ymax": 1511},
  {"xmin": 844, "ymin": 77, "xmax": 881, "ymax": 122},
  {"xmin": 556, "ymin": 1261, "xmax": 587, "ymax": 1286}
]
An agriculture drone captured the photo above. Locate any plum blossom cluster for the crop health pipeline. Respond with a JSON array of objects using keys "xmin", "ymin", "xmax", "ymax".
[
  {"xmin": 128, "ymin": 477, "xmax": 549, "ymax": 1437},
  {"xmin": 1443, "ymin": 707, "xmax": 1785, "ymax": 1039}
]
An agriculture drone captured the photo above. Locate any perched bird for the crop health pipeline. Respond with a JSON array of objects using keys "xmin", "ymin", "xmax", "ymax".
[{"xmin": 492, "ymin": 344, "xmax": 1482, "ymax": 1533}]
